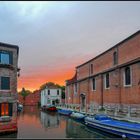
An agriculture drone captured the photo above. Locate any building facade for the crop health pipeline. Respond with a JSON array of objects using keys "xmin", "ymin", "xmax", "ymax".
[
  {"xmin": 65, "ymin": 31, "xmax": 140, "ymax": 114},
  {"xmin": 18, "ymin": 90, "xmax": 41, "ymax": 106},
  {"xmin": 0, "ymin": 42, "xmax": 19, "ymax": 133},
  {"xmin": 41, "ymin": 86, "xmax": 62, "ymax": 107}
]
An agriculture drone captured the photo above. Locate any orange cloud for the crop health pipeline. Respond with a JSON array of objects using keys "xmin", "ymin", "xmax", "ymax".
[{"xmin": 17, "ymin": 67, "xmax": 75, "ymax": 92}]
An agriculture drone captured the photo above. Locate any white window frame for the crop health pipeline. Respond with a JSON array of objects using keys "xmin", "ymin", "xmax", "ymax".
[
  {"xmin": 123, "ymin": 66, "xmax": 132, "ymax": 87},
  {"xmin": 74, "ymin": 83, "xmax": 77, "ymax": 95},
  {"xmin": 91, "ymin": 77, "xmax": 96, "ymax": 91},
  {"xmin": 104, "ymin": 73, "xmax": 110, "ymax": 89}
]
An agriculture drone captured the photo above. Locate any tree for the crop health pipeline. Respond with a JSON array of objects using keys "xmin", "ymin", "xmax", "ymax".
[
  {"xmin": 40, "ymin": 82, "xmax": 56, "ymax": 90},
  {"xmin": 19, "ymin": 88, "xmax": 31, "ymax": 104}
]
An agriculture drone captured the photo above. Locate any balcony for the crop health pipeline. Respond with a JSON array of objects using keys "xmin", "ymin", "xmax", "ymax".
[{"xmin": 0, "ymin": 63, "xmax": 14, "ymax": 70}]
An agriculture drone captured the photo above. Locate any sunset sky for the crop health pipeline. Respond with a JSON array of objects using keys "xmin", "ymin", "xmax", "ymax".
[{"xmin": 0, "ymin": 1, "xmax": 140, "ymax": 91}]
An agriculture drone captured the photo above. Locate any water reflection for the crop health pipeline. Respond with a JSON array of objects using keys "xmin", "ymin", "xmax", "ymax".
[
  {"xmin": 66, "ymin": 118, "xmax": 108, "ymax": 138},
  {"xmin": 0, "ymin": 106, "xmax": 117, "ymax": 138},
  {"xmin": 40, "ymin": 111, "xmax": 60, "ymax": 128}
]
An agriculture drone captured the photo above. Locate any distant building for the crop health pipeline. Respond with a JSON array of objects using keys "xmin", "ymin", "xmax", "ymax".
[
  {"xmin": 18, "ymin": 90, "xmax": 41, "ymax": 106},
  {"xmin": 65, "ymin": 30, "xmax": 140, "ymax": 113},
  {"xmin": 0, "ymin": 42, "xmax": 19, "ymax": 133},
  {"xmin": 41, "ymin": 85, "xmax": 62, "ymax": 107},
  {"xmin": 24, "ymin": 90, "xmax": 41, "ymax": 106}
]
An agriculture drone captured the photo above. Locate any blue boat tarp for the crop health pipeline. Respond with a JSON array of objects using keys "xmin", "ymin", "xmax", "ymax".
[
  {"xmin": 86, "ymin": 114, "xmax": 140, "ymax": 131},
  {"xmin": 57, "ymin": 109, "xmax": 73, "ymax": 115}
]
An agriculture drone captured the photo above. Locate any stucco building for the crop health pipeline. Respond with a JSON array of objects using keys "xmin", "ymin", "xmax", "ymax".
[
  {"xmin": 65, "ymin": 30, "xmax": 140, "ymax": 115},
  {"xmin": 41, "ymin": 85, "xmax": 62, "ymax": 107},
  {"xmin": 0, "ymin": 42, "xmax": 19, "ymax": 133}
]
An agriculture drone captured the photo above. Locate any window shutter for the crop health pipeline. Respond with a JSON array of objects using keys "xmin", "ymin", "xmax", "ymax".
[
  {"xmin": 0, "ymin": 104, "xmax": 1, "ymax": 117},
  {"xmin": 1, "ymin": 77, "xmax": 10, "ymax": 90},
  {"xmin": 9, "ymin": 52, "xmax": 13, "ymax": 65},
  {"xmin": 8, "ymin": 103, "xmax": 13, "ymax": 116}
]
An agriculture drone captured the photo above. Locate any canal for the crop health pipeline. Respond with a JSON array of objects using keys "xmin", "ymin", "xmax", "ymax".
[{"xmin": 0, "ymin": 106, "xmax": 118, "ymax": 138}]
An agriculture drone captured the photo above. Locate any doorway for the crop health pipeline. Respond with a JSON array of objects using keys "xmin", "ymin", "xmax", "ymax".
[{"xmin": 80, "ymin": 93, "xmax": 86, "ymax": 112}]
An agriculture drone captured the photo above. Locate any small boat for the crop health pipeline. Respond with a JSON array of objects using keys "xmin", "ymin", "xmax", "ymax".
[
  {"xmin": 57, "ymin": 109, "xmax": 73, "ymax": 116},
  {"xmin": 70, "ymin": 112, "xmax": 85, "ymax": 122},
  {"xmin": 46, "ymin": 105, "xmax": 57, "ymax": 112},
  {"xmin": 41, "ymin": 105, "xmax": 57, "ymax": 112},
  {"xmin": 17, "ymin": 104, "xmax": 23, "ymax": 112},
  {"xmin": 84, "ymin": 114, "xmax": 140, "ymax": 139}
]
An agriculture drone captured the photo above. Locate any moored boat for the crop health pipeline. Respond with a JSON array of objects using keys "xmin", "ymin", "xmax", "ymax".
[
  {"xmin": 41, "ymin": 105, "xmax": 57, "ymax": 112},
  {"xmin": 17, "ymin": 103, "xmax": 23, "ymax": 112},
  {"xmin": 57, "ymin": 109, "xmax": 73, "ymax": 116},
  {"xmin": 46, "ymin": 105, "xmax": 57, "ymax": 112},
  {"xmin": 70, "ymin": 112, "xmax": 85, "ymax": 122},
  {"xmin": 84, "ymin": 114, "xmax": 140, "ymax": 139}
]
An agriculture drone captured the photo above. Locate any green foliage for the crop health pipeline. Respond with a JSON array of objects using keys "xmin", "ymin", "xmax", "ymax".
[{"xmin": 19, "ymin": 87, "xmax": 31, "ymax": 100}]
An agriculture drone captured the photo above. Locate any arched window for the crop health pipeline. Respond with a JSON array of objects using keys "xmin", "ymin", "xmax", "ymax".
[
  {"xmin": 92, "ymin": 77, "xmax": 96, "ymax": 91},
  {"xmin": 113, "ymin": 51, "xmax": 118, "ymax": 65},
  {"xmin": 124, "ymin": 67, "xmax": 131, "ymax": 86},
  {"xmin": 104, "ymin": 73, "xmax": 110, "ymax": 89}
]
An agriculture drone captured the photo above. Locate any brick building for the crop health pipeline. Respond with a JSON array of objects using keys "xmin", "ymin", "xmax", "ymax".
[
  {"xmin": 18, "ymin": 90, "xmax": 41, "ymax": 106},
  {"xmin": 0, "ymin": 42, "xmax": 19, "ymax": 133},
  {"xmin": 65, "ymin": 31, "xmax": 140, "ymax": 114}
]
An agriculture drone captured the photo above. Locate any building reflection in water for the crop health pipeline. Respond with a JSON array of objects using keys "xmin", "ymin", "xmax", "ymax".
[
  {"xmin": 0, "ymin": 106, "xmax": 113, "ymax": 138},
  {"xmin": 65, "ymin": 118, "xmax": 111, "ymax": 138},
  {"xmin": 40, "ymin": 111, "xmax": 60, "ymax": 129}
]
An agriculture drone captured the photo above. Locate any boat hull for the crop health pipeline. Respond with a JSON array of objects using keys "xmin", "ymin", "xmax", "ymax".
[
  {"xmin": 57, "ymin": 109, "xmax": 72, "ymax": 116},
  {"xmin": 85, "ymin": 117, "xmax": 140, "ymax": 139},
  {"xmin": 70, "ymin": 112, "xmax": 85, "ymax": 122},
  {"xmin": 46, "ymin": 107, "xmax": 57, "ymax": 112}
]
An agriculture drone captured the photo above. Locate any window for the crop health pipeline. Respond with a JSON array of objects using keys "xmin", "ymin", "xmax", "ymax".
[
  {"xmin": 0, "ymin": 103, "xmax": 13, "ymax": 116},
  {"xmin": 113, "ymin": 51, "xmax": 118, "ymax": 65},
  {"xmin": 124, "ymin": 67, "xmax": 131, "ymax": 86},
  {"xmin": 0, "ymin": 51, "xmax": 13, "ymax": 65},
  {"xmin": 48, "ymin": 90, "xmax": 50, "ymax": 95},
  {"xmin": 90, "ymin": 64, "xmax": 93, "ymax": 74},
  {"xmin": 92, "ymin": 78, "xmax": 96, "ymax": 91},
  {"xmin": 57, "ymin": 90, "xmax": 59, "ymax": 95},
  {"xmin": 74, "ymin": 83, "xmax": 77, "ymax": 94},
  {"xmin": 1, "ymin": 77, "xmax": 10, "ymax": 90},
  {"xmin": 104, "ymin": 73, "xmax": 110, "ymax": 89}
]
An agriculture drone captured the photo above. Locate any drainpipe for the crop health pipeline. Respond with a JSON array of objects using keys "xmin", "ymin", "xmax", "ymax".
[
  {"xmin": 101, "ymin": 74, "xmax": 103, "ymax": 108},
  {"xmin": 86, "ymin": 63, "xmax": 91, "ymax": 114}
]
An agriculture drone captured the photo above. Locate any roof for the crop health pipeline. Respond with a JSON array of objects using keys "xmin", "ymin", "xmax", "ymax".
[
  {"xmin": 66, "ymin": 72, "xmax": 77, "ymax": 85},
  {"xmin": 76, "ymin": 30, "xmax": 140, "ymax": 68},
  {"xmin": 0, "ymin": 42, "xmax": 19, "ymax": 55}
]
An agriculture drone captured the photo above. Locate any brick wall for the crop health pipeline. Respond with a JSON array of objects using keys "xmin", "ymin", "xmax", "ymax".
[{"xmin": 65, "ymin": 31, "xmax": 140, "ymax": 109}]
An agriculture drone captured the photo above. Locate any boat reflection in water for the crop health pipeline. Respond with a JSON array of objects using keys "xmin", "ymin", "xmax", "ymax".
[{"xmin": 40, "ymin": 111, "xmax": 60, "ymax": 129}]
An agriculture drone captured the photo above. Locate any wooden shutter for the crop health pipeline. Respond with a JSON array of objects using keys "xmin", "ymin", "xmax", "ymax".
[
  {"xmin": 0, "ymin": 104, "xmax": 1, "ymax": 117},
  {"xmin": 8, "ymin": 103, "xmax": 13, "ymax": 116},
  {"xmin": 1, "ymin": 77, "xmax": 10, "ymax": 90}
]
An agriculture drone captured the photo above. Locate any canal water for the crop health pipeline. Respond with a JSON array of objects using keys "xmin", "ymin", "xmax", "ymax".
[{"xmin": 0, "ymin": 106, "xmax": 118, "ymax": 139}]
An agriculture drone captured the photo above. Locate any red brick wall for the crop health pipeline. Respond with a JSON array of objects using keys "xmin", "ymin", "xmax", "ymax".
[
  {"xmin": 66, "ymin": 32, "xmax": 140, "ymax": 107},
  {"xmin": 118, "ymin": 35, "xmax": 140, "ymax": 65},
  {"xmin": 120, "ymin": 63, "xmax": 140, "ymax": 104}
]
